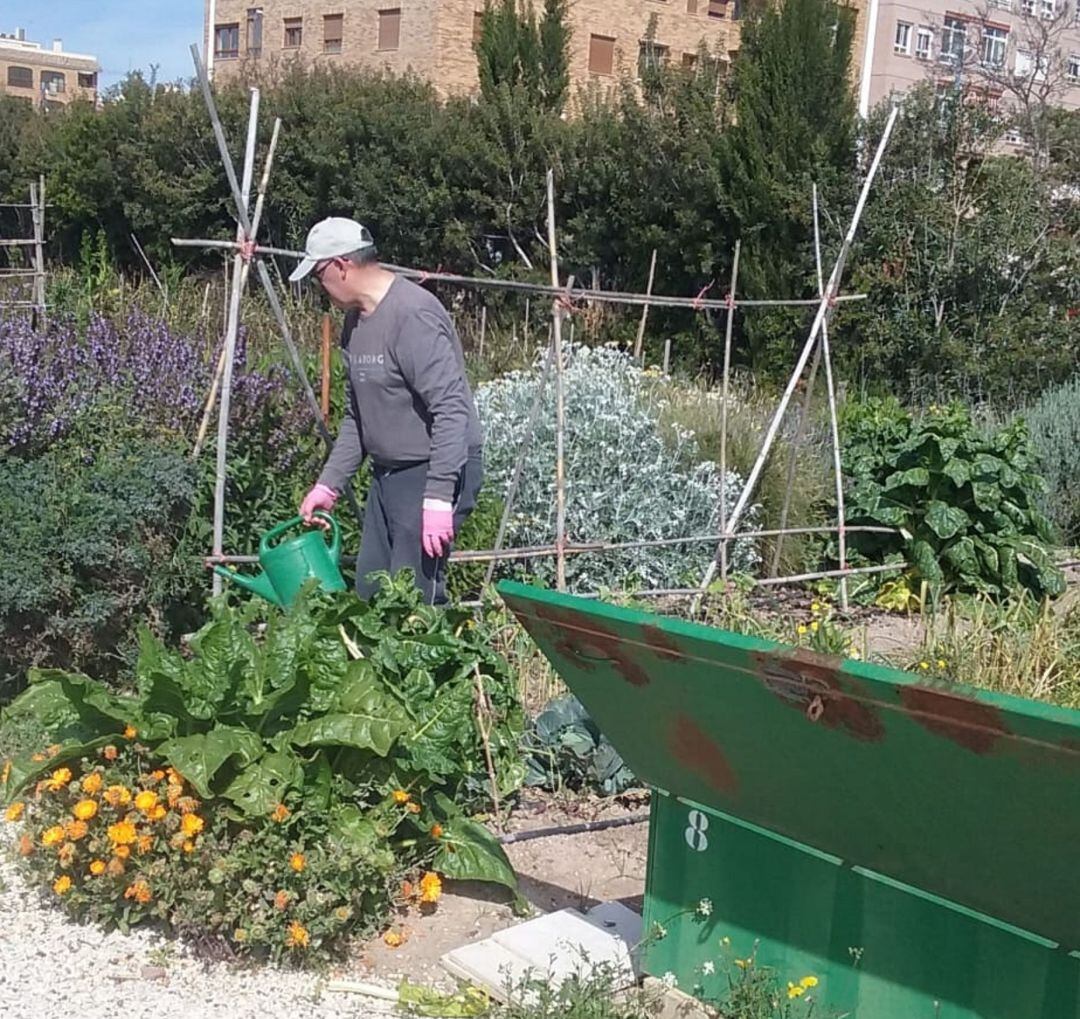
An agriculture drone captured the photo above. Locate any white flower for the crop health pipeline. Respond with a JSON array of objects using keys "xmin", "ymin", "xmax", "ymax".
[
  {"xmin": 697, "ymin": 898, "xmax": 713, "ymax": 918},
  {"xmin": 702, "ymin": 961, "xmax": 715, "ymax": 976},
  {"xmin": 652, "ymin": 922, "xmax": 668, "ymax": 940},
  {"xmin": 661, "ymin": 971, "xmax": 678, "ymax": 988}
]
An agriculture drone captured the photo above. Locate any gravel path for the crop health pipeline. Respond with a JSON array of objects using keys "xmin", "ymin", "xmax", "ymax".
[{"xmin": 0, "ymin": 836, "xmax": 395, "ymax": 1019}]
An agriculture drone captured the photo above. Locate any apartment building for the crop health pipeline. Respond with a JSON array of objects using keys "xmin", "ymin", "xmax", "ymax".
[
  {"xmin": 204, "ymin": 0, "xmax": 741, "ymax": 97},
  {"xmin": 0, "ymin": 28, "xmax": 99, "ymax": 109},
  {"xmin": 856, "ymin": 0, "xmax": 1080, "ymax": 118}
]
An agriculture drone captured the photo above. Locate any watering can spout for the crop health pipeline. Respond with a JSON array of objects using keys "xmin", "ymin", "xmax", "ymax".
[{"xmin": 213, "ymin": 565, "xmax": 282, "ymax": 606}]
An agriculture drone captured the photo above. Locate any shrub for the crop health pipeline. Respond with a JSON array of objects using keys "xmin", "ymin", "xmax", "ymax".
[
  {"xmin": 1021, "ymin": 375, "xmax": 1080, "ymax": 546},
  {"xmin": 838, "ymin": 397, "xmax": 1064, "ymax": 599},
  {"xmin": 475, "ymin": 344, "xmax": 760, "ymax": 593},
  {"xmin": 1, "ymin": 576, "xmax": 523, "ymax": 958}
]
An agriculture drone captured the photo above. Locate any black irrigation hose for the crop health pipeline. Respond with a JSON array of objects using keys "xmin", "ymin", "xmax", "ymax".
[{"xmin": 497, "ymin": 811, "xmax": 650, "ymax": 845}]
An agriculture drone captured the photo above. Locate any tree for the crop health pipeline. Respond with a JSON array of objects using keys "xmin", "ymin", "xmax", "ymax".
[{"xmin": 724, "ymin": 0, "xmax": 858, "ymax": 370}]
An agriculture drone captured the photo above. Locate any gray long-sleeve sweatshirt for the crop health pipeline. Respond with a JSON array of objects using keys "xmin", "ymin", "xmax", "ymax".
[{"xmin": 317, "ymin": 275, "xmax": 482, "ymax": 503}]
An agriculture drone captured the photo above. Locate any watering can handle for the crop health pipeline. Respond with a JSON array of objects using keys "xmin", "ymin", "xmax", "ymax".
[{"xmin": 259, "ymin": 513, "xmax": 342, "ymax": 562}]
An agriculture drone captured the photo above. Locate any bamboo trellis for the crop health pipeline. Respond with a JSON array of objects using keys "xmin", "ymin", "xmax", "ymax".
[{"xmin": 0, "ymin": 175, "xmax": 47, "ymax": 326}]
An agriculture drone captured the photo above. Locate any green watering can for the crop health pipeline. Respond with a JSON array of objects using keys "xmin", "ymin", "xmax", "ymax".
[{"xmin": 213, "ymin": 512, "xmax": 347, "ymax": 607}]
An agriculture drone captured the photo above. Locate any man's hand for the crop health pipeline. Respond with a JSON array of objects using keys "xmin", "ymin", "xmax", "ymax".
[
  {"xmin": 422, "ymin": 499, "xmax": 455, "ymax": 558},
  {"xmin": 300, "ymin": 483, "xmax": 338, "ymax": 528}
]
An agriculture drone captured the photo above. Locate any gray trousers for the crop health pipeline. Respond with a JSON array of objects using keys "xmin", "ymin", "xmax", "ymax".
[{"xmin": 354, "ymin": 450, "xmax": 483, "ymax": 605}]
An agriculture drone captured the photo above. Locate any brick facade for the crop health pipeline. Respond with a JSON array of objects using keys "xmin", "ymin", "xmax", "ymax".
[{"xmin": 0, "ymin": 31, "xmax": 99, "ymax": 109}]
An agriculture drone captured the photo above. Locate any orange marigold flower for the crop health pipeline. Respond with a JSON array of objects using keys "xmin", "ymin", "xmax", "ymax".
[
  {"xmin": 285, "ymin": 921, "xmax": 310, "ymax": 949},
  {"xmin": 182, "ymin": 840, "xmax": 195, "ymax": 854},
  {"xmin": 89, "ymin": 859, "xmax": 106, "ymax": 876},
  {"xmin": 81, "ymin": 773, "xmax": 103, "ymax": 795},
  {"xmin": 270, "ymin": 803, "xmax": 290, "ymax": 823},
  {"xmin": 274, "ymin": 890, "xmax": 290, "ymax": 910},
  {"xmin": 44, "ymin": 767, "xmax": 73, "ymax": 792},
  {"xmin": 134, "ymin": 790, "xmax": 158, "ymax": 814},
  {"xmin": 149, "ymin": 804, "xmax": 167, "ymax": 822},
  {"xmin": 114, "ymin": 845, "xmax": 131, "ymax": 859},
  {"xmin": 124, "ymin": 879, "xmax": 152, "ymax": 904},
  {"xmin": 419, "ymin": 872, "xmax": 442, "ymax": 904},
  {"xmin": 149, "ymin": 770, "xmax": 165, "ymax": 782},
  {"xmin": 53, "ymin": 875, "xmax": 72, "ymax": 896},
  {"xmin": 181, "ymin": 813, "xmax": 204, "ymax": 837},
  {"xmin": 102, "ymin": 746, "xmax": 118, "ymax": 761},
  {"xmin": 106, "ymin": 857, "xmax": 125, "ymax": 877},
  {"xmin": 430, "ymin": 823, "xmax": 444, "ymax": 839},
  {"xmin": 4, "ymin": 801, "xmax": 25, "ymax": 823},
  {"xmin": 41, "ymin": 825, "xmax": 65, "ymax": 847},
  {"xmin": 31, "ymin": 753, "xmax": 46, "ymax": 763},
  {"xmin": 123, "ymin": 725, "xmax": 137, "ymax": 740},
  {"xmin": 391, "ymin": 789, "xmax": 410, "ymax": 804},
  {"xmin": 137, "ymin": 834, "xmax": 153, "ymax": 854},
  {"xmin": 17, "ymin": 834, "xmax": 33, "ymax": 857},
  {"xmin": 58, "ymin": 842, "xmax": 76, "ymax": 866},
  {"xmin": 289, "ymin": 852, "xmax": 306, "ymax": 873},
  {"xmin": 64, "ymin": 819, "xmax": 89, "ymax": 841},
  {"xmin": 107, "ymin": 820, "xmax": 137, "ymax": 845},
  {"xmin": 383, "ymin": 930, "xmax": 405, "ymax": 947},
  {"xmin": 401, "ymin": 880, "xmax": 415, "ymax": 900},
  {"xmin": 165, "ymin": 767, "xmax": 183, "ymax": 785},
  {"xmin": 73, "ymin": 799, "xmax": 98, "ymax": 821},
  {"xmin": 405, "ymin": 802, "xmax": 421, "ymax": 815},
  {"xmin": 103, "ymin": 785, "xmax": 131, "ymax": 807}
]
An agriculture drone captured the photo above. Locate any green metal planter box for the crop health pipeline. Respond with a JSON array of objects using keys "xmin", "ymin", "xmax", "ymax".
[{"xmin": 497, "ymin": 580, "xmax": 1080, "ymax": 1019}]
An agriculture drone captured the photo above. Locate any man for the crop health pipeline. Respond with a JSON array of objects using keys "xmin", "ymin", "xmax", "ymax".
[{"xmin": 290, "ymin": 217, "xmax": 483, "ymax": 605}]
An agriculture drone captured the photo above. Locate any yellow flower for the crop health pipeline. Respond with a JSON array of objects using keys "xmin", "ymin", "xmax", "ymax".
[
  {"xmin": 81, "ymin": 773, "xmax": 103, "ymax": 795},
  {"xmin": 285, "ymin": 921, "xmax": 310, "ymax": 949},
  {"xmin": 103, "ymin": 785, "xmax": 131, "ymax": 807},
  {"xmin": 289, "ymin": 852, "xmax": 306, "ymax": 873},
  {"xmin": 41, "ymin": 825, "xmax": 66, "ymax": 847},
  {"xmin": 134, "ymin": 790, "xmax": 159, "ymax": 814},
  {"xmin": 137, "ymin": 834, "xmax": 153, "ymax": 854},
  {"xmin": 181, "ymin": 813, "xmax": 204, "ymax": 837},
  {"xmin": 165, "ymin": 768, "xmax": 183, "ymax": 786},
  {"xmin": 102, "ymin": 746, "xmax": 118, "ymax": 761},
  {"xmin": 419, "ymin": 871, "xmax": 442, "ymax": 904},
  {"xmin": 5, "ymin": 801, "xmax": 25, "ymax": 822},
  {"xmin": 810, "ymin": 602, "xmax": 821, "ymax": 613},
  {"xmin": 149, "ymin": 804, "xmax": 167, "ymax": 822},
  {"xmin": 53, "ymin": 875, "xmax": 72, "ymax": 895},
  {"xmin": 123, "ymin": 725, "xmax": 137, "ymax": 740},
  {"xmin": 391, "ymin": 789, "xmax": 410, "ymax": 804},
  {"xmin": 182, "ymin": 840, "xmax": 195, "ymax": 854},
  {"xmin": 734, "ymin": 959, "xmax": 748, "ymax": 970},
  {"xmin": 65, "ymin": 819, "xmax": 89, "ymax": 841},
  {"xmin": 919, "ymin": 661, "xmax": 929, "ymax": 670},
  {"xmin": 233, "ymin": 929, "xmax": 248, "ymax": 943},
  {"xmin": 800, "ymin": 976, "xmax": 819, "ymax": 989},
  {"xmin": 937, "ymin": 659, "xmax": 947, "ymax": 669},
  {"xmin": 270, "ymin": 803, "xmax": 290, "ymax": 823},
  {"xmin": 797, "ymin": 624, "xmax": 808, "ymax": 635},
  {"xmin": 45, "ymin": 767, "xmax": 73, "ymax": 792},
  {"xmin": 107, "ymin": 820, "xmax": 137, "ymax": 845},
  {"xmin": 124, "ymin": 879, "xmax": 152, "ymax": 904},
  {"xmin": 73, "ymin": 799, "xmax": 98, "ymax": 821},
  {"xmin": 114, "ymin": 845, "xmax": 131, "ymax": 859},
  {"xmin": 89, "ymin": 859, "xmax": 106, "ymax": 876},
  {"xmin": 383, "ymin": 930, "xmax": 404, "ymax": 948},
  {"xmin": 787, "ymin": 983, "xmax": 806, "ymax": 999},
  {"xmin": 149, "ymin": 770, "xmax": 166, "ymax": 782},
  {"xmin": 810, "ymin": 621, "xmax": 820, "ymax": 633}
]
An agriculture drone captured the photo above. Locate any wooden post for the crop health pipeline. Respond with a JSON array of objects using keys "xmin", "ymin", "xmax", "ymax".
[
  {"xmin": 633, "ymin": 248, "xmax": 657, "ymax": 362},
  {"xmin": 717, "ymin": 241, "xmax": 741, "ymax": 592},
  {"xmin": 662, "ymin": 337, "xmax": 671, "ymax": 374},
  {"xmin": 479, "ymin": 305, "xmax": 487, "ymax": 362},
  {"xmin": 321, "ymin": 313, "xmax": 332, "ymax": 424},
  {"xmin": 546, "ymin": 169, "xmax": 568, "ymax": 592}
]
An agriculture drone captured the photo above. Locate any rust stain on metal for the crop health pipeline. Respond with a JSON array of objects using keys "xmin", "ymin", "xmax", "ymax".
[
  {"xmin": 530, "ymin": 603, "xmax": 651, "ymax": 687},
  {"xmin": 754, "ymin": 648, "xmax": 885, "ymax": 743},
  {"xmin": 899, "ymin": 686, "xmax": 1009, "ymax": 755},
  {"xmin": 669, "ymin": 713, "xmax": 739, "ymax": 795},
  {"xmin": 641, "ymin": 623, "xmax": 686, "ymax": 663}
]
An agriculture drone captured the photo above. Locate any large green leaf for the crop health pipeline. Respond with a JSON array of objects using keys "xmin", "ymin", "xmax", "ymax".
[
  {"xmin": 943, "ymin": 537, "xmax": 979, "ymax": 583},
  {"xmin": 909, "ymin": 540, "xmax": 943, "ymax": 584},
  {"xmin": 289, "ymin": 709, "xmax": 409, "ymax": 758},
  {"xmin": 941, "ymin": 458, "xmax": 971, "ymax": 488},
  {"xmin": 884, "ymin": 467, "xmax": 929, "ymax": 491},
  {"xmin": 26, "ymin": 669, "xmax": 138, "ymax": 736},
  {"xmin": 157, "ymin": 727, "xmax": 265, "ymax": 798},
  {"xmin": 221, "ymin": 751, "xmax": 302, "ymax": 816},
  {"xmin": 433, "ymin": 816, "xmax": 518, "ymax": 892},
  {"xmin": 924, "ymin": 501, "xmax": 969, "ymax": 541}
]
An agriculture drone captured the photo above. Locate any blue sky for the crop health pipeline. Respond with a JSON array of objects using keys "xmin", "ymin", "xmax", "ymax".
[{"xmin": 14, "ymin": 2, "xmax": 203, "ymax": 88}]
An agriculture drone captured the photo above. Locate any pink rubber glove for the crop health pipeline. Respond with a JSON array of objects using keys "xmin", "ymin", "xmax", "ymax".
[
  {"xmin": 422, "ymin": 499, "xmax": 455, "ymax": 558},
  {"xmin": 300, "ymin": 483, "xmax": 338, "ymax": 528}
]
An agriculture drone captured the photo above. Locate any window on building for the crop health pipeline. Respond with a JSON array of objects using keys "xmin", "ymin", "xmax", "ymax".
[
  {"xmin": 988, "ymin": 0, "xmax": 1012, "ymax": 9},
  {"xmin": 41, "ymin": 70, "xmax": 66, "ymax": 94},
  {"xmin": 1039, "ymin": 0, "xmax": 1055, "ymax": 17},
  {"xmin": 940, "ymin": 16, "xmax": 966, "ymax": 63},
  {"xmin": 687, "ymin": 0, "xmax": 699, "ymax": 11},
  {"xmin": 6, "ymin": 66, "xmax": 33, "ymax": 88},
  {"xmin": 473, "ymin": 11, "xmax": 485, "ymax": 45},
  {"xmin": 1068, "ymin": 52, "xmax": 1080, "ymax": 78},
  {"xmin": 324, "ymin": 13, "xmax": 344, "ymax": 52},
  {"xmin": 683, "ymin": 51, "xmax": 698, "ymax": 67},
  {"xmin": 588, "ymin": 34, "xmax": 615, "ymax": 75},
  {"xmin": 284, "ymin": 17, "xmax": 303, "ymax": 48},
  {"xmin": 638, "ymin": 39, "xmax": 670, "ymax": 76},
  {"xmin": 1003, "ymin": 126, "xmax": 1027, "ymax": 145},
  {"xmin": 77, "ymin": 72, "xmax": 97, "ymax": 89},
  {"xmin": 707, "ymin": 0, "xmax": 726, "ymax": 17},
  {"xmin": 1014, "ymin": 48, "xmax": 1049, "ymax": 77},
  {"xmin": 377, "ymin": 9, "xmax": 401, "ymax": 49},
  {"xmin": 981, "ymin": 25, "xmax": 1007, "ymax": 66},
  {"xmin": 915, "ymin": 26, "xmax": 933, "ymax": 59},
  {"xmin": 214, "ymin": 23, "xmax": 240, "ymax": 58},
  {"xmin": 247, "ymin": 8, "xmax": 264, "ymax": 55},
  {"xmin": 894, "ymin": 21, "xmax": 912, "ymax": 54},
  {"xmin": 1020, "ymin": 0, "xmax": 1035, "ymax": 14}
]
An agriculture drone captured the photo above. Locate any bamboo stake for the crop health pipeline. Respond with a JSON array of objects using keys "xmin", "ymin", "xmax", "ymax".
[
  {"xmin": 633, "ymin": 248, "xmax": 657, "ymax": 362},
  {"xmin": 473, "ymin": 666, "xmax": 501, "ymax": 826},
  {"xmin": 321, "ymin": 313, "xmax": 332, "ymax": 423},
  {"xmin": 546, "ymin": 169, "xmax": 567, "ymax": 592},
  {"xmin": 662, "ymin": 338, "xmax": 671, "ymax": 374},
  {"xmin": 717, "ymin": 241, "xmax": 741, "ymax": 593},
  {"xmin": 36, "ymin": 176, "xmax": 46, "ymax": 325},
  {"xmin": 479, "ymin": 304, "xmax": 487, "ymax": 361},
  {"xmin": 695, "ymin": 106, "xmax": 898, "ymax": 602},
  {"xmin": 814, "ymin": 185, "xmax": 850, "ymax": 611}
]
